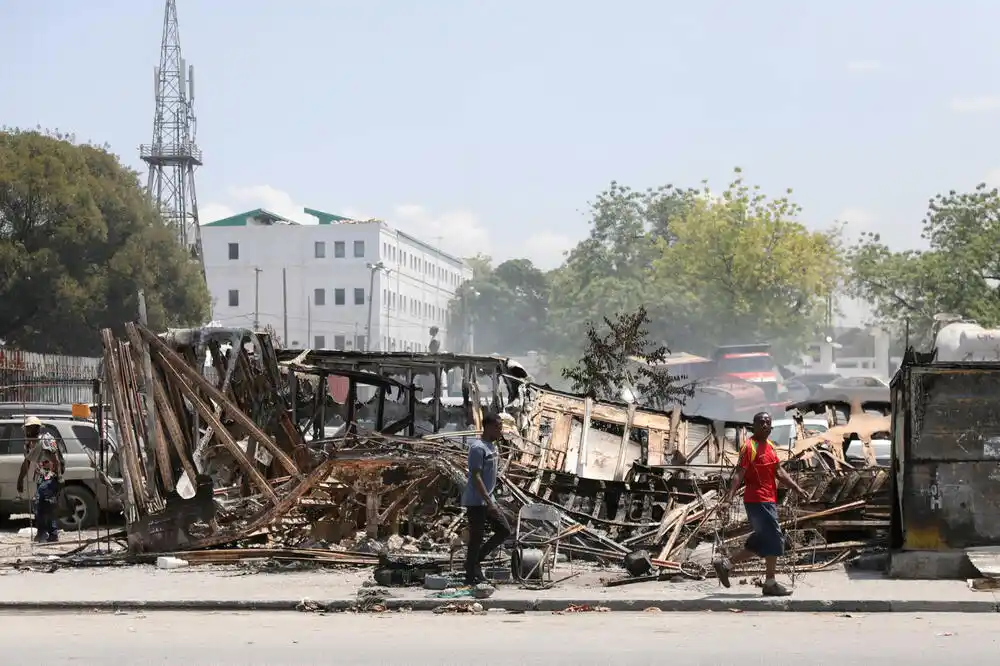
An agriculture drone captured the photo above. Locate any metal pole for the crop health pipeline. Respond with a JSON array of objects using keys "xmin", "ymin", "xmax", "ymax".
[
  {"xmin": 365, "ymin": 265, "xmax": 377, "ymax": 351},
  {"xmin": 137, "ymin": 290, "xmax": 158, "ymax": 492},
  {"xmin": 282, "ymin": 267, "xmax": 288, "ymax": 344},
  {"xmin": 253, "ymin": 267, "xmax": 262, "ymax": 330}
]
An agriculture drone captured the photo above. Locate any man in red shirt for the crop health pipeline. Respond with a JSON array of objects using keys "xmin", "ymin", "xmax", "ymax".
[{"xmin": 713, "ymin": 412, "xmax": 806, "ymax": 597}]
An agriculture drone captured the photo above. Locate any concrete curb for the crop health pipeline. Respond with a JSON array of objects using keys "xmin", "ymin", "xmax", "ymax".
[{"xmin": 0, "ymin": 598, "xmax": 996, "ymax": 613}]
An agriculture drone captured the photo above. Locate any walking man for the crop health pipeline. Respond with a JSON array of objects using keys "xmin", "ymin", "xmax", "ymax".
[
  {"xmin": 461, "ymin": 412, "xmax": 511, "ymax": 585},
  {"xmin": 714, "ymin": 411, "xmax": 806, "ymax": 596},
  {"xmin": 17, "ymin": 416, "xmax": 66, "ymax": 543}
]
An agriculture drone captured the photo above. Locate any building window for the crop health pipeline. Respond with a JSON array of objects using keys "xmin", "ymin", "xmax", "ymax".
[
  {"xmin": 228, "ymin": 289, "xmax": 239, "ymax": 307},
  {"xmin": 354, "ymin": 240, "xmax": 365, "ymax": 258},
  {"xmin": 228, "ymin": 243, "xmax": 239, "ymax": 260},
  {"xmin": 334, "ymin": 334, "xmax": 346, "ymax": 350},
  {"xmin": 315, "ymin": 241, "xmax": 326, "ymax": 259},
  {"xmin": 383, "ymin": 242, "xmax": 387, "ymax": 257},
  {"xmin": 354, "ymin": 288, "xmax": 365, "ymax": 305},
  {"xmin": 355, "ymin": 335, "xmax": 366, "ymax": 351},
  {"xmin": 334, "ymin": 241, "xmax": 346, "ymax": 258},
  {"xmin": 314, "ymin": 335, "xmax": 325, "ymax": 349},
  {"xmin": 334, "ymin": 288, "xmax": 345, "ymax": 306},
  {"xmin": 314, "ymin": 288, "xmax": 325, "ymax": 306}
]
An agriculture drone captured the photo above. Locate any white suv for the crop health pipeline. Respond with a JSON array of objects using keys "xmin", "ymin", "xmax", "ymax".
[{"xmin": 0, "ymin": 417, "xmax": 122, "ymax": 530}]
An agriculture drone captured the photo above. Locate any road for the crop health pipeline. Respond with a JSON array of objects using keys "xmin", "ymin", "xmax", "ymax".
[{"xmin": 6, "ymin": 610, "xmax": 995, "ymax": 664}]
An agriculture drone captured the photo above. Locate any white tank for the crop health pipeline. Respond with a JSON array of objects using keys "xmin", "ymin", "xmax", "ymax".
[{"xmin": 935, "ymin": 322, "xmax": 1000, "ymax": 362}]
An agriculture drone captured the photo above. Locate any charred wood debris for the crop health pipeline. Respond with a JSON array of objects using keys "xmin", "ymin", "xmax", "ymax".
[{"xmin": 59, "ymin": 324, "xmax": 889, "ymax": 587}]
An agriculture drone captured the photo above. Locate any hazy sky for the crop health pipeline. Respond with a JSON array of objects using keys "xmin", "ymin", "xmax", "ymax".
[{"xmin": 5, "ymin": 1, "xmax": 1000, "ymax": 325}]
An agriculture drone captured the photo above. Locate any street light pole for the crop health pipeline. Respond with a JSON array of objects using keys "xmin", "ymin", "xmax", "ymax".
[
  {"xmin": 465, "ymin": 289, "xmax": 480, "ymax": 353},
  {"xmin": 253, "ymin": 267, "xmax": 263, "ymax": 330},
  {"xmin": 365, "ymin": 261, "xmax": 388, "ymax": 350}
]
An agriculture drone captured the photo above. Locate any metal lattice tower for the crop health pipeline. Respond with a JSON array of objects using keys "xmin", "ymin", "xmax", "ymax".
[{"xmin": 140, "ymin": 0, "xmax": 204, "ymax": 274}]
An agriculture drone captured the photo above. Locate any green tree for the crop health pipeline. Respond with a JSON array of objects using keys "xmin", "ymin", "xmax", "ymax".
[
  {"xmin": 562, "ymin": 305, "xmax": 691, "ymax": 407},
  {"xmin": 652, "ymin": 170, "xmax": 842, "ymax": 359},
  {"xmin": 547, "ymin": 182, "xmax": 699, "ymax": 356},
  {"xmin": 448, "ymin": 257, "xmax": 551, "ymax": 354},
  {"xmin": 849, "ymin": 184, "xmax": 1000, "ymax": 347},
  {"xmin": 0, "ymin": 129, "xmax": 210, "ymax": 355}
]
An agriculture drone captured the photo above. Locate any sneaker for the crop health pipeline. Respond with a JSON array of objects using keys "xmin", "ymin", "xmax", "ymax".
[
  {"xmin": 762, "ymin": 580, "xmax": 792, "ymax": 597},
  {"xmin": 712, "ymin": 555, "xmax": 732, "ymax": 588}
]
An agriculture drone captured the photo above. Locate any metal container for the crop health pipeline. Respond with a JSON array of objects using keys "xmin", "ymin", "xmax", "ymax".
[{"xmin": 892, "ymin": 359, "xmax": 1000, "ymax": 551}]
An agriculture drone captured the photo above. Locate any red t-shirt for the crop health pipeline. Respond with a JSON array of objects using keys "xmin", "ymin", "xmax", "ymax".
[{"xmin": 739, "ymin": 438, "xmax": 779, "ymax": 504}]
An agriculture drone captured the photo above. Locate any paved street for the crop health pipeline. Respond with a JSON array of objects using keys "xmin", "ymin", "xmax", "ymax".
[{"xmin": 4, "ymin": 610, "xmax": 996, "ymax": 664}]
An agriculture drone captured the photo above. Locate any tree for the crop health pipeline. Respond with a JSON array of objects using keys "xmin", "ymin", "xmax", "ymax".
[
  {"xmin": 447, "ymin": 257, "xmax": 551, "ymax": 354},
  {"xmin": 547, "ymin": 182, "xmax": 699, "ymax": 355},
  {"xmin": 0, "ymin": 129, "xmax": 211, "ymax": 355},
  {"xmin": 849, "ymin": 184, "xmax": 1000, "ymax": 347},
  {"xmin": 650, "ymin": 170, "xmax": 842, "ymax": 359},
  {"xmin": 561, "ymin": 305, "xmax": 690, "ymax": 407}
]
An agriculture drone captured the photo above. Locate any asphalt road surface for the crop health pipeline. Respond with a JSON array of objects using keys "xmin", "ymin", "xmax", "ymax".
[{"xmin": 5, "ymin": 610, "xmax": 995, "ymax": 665}]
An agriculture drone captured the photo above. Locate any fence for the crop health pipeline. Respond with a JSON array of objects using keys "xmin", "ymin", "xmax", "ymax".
[{"xmin": 0, "ymin": 347, "xmax": 101, "ymax": 404}]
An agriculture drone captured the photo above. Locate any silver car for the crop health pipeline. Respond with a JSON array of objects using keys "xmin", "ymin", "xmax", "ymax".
[{"xmin": 0, "ymin": 417, "xmax": 122, "ymax": 530}]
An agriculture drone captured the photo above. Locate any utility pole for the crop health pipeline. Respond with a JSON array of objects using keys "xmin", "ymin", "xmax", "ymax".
[
  {"xmin": 282, "ymin": 267, "xmax": 288, "ymax": 343},
  {"xmin": 365, "ymin": 261, "xmax": 389, "ymax": 350},
  {"xmin": 137, "ymin": 290, "xmax": 159, "ymax": 491},
  {"xmin": 253, "ymin": 267, "xmax": 262, "ymax": 330}
]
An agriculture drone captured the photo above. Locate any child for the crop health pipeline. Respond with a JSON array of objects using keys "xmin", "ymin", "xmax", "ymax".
[{"xmin": 34, "ymin": 458, "xmax": 61, "ymax": 543}]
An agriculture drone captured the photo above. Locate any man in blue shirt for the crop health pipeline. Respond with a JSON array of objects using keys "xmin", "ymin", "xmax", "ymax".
[{"xmin": 461, "ymin": 412, "xmax": 511, "ymax": 585}]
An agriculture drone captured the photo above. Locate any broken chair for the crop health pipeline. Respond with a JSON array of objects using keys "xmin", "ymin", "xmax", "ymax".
[{"xmin": 512, "ymin": 502, "xmax": 563, "ymax": 582}]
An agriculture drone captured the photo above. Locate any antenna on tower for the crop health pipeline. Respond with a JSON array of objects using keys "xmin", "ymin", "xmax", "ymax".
[{"xmin": 140, "ymin": 0, "xmax": 205, "ymax": 277}]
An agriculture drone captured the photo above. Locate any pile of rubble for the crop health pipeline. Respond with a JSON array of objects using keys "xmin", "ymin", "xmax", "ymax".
[{"xmin": 88, "ymin": 324, "xmax": 890, "ymax": 582}]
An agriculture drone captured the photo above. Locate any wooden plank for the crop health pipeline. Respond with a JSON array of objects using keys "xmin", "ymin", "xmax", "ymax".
[
  {"xmin": 613, "ymin": 404, "xmax": 637, "ymax": 481},
  {"xmin": 139, "ymin": 325, "xmax": 301, "ymax": 477},
  {"xmin": 666, "ymin": 408, "xmax": 682, "ymax": 454},
  {"xmin": 647, "ymin": 429, "xmax": 665, "ymax": 466},
  {"xmin": 534, "ymin": 392, "xmax": 673, "ymax": 431},
  {"xmin": 548, "ymin": 413, "xmax": 573, "ymax": 470},
  {"xmin": 658, "ymin": 503, "xmax": 692, "ymax": 560}
]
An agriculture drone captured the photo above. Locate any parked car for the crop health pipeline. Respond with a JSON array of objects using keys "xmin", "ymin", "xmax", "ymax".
[
  {"xmin": 812, "ymin": 375, "xmax": 890, "ymax": 405},
  {"xmin": 845, "ymin": 437, "xmax": 891, "ymax": 467},
  {"xmin": 0, "ymin": 417, "xmax": 122, "ymax": 530},
  {"xmin": 790, "ymin": 373, "xmax": 842, "ymax": 398},
  {"xmin": 779, "ymin": 378, "xmax": 812, "ymax": 404}
]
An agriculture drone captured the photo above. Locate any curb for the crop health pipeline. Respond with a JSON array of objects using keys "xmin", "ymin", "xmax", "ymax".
[{"xmin": 0, "ymin": 598, "xmax": 996, "ymax": 613}]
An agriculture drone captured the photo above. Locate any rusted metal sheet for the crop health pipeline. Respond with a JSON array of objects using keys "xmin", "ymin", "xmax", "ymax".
[{"xmin": 894, "ymin": 361, "xmax": 1000, "ymax": 551}]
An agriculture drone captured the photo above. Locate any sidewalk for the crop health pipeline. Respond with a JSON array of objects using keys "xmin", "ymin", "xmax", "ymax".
[{"xmin": 0, "ymin": 562, "xmax": 995, "ymax": 613}]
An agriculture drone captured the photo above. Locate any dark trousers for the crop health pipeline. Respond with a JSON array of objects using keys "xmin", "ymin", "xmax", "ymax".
[
  {"xmin": 465, "ymin": 505, "xmax": 511, "ymax": 582},
  {"xmin": 35, "ymin": 501, "xmax": 57, "ymax": 537}
]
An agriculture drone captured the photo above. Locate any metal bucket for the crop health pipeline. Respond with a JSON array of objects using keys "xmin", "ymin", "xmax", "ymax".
[{"xmin": 511, "ymin": 546, "xmax": 546, "ymax": 581}]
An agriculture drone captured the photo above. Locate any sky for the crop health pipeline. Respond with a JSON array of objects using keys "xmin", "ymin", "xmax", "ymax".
[{"xmin": 5, "ymin": 0, "xmax": 1000, "ymax": 326}]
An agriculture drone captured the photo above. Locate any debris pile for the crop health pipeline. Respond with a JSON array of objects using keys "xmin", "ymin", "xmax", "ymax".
[{"xmin": 94, "ymin": 324, "xmax": 890, "ymax": 581}]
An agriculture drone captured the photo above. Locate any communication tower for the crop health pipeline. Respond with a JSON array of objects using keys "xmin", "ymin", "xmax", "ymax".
[{"xmin": 140, "ymin": 0, "xmax": 204, "ymax": 274}]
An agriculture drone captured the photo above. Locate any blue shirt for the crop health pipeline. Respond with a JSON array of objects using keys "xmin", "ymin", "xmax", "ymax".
[{"xmin": 461, "ymin": 438, "xmax": 497, "ymax": 507}]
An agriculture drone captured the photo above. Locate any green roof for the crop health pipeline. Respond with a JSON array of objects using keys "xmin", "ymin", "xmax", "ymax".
[
  {"xmin": 202, "ymin": 207, "xmax": 360, "ymax": 227},
  {"xmin": 304, "ymin": 207, "xmax": 355, "ymax": 225},
  {"xmin": 202, "ymin": 208, "xmax": 297, "ymax": 227}
]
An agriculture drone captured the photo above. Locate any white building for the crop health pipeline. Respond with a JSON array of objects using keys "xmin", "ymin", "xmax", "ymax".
[{"xmin": 201, "ymin": 207, "xmax": 473, "ymax": 351}]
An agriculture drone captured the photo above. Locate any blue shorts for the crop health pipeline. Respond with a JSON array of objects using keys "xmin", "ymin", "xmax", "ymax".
[{"xmin": 744, "ymin": 502, "xmax": 784, "ymax": 557}]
